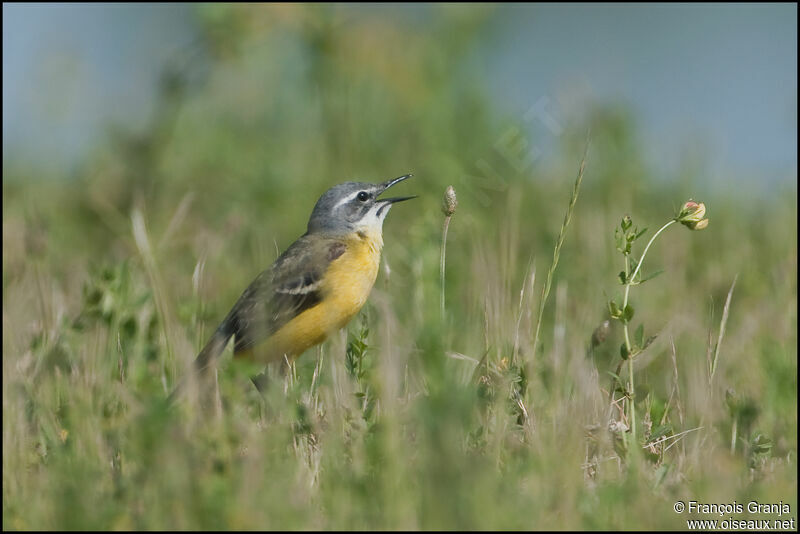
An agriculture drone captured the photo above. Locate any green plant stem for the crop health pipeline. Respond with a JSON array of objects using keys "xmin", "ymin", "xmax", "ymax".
[
  {"xmin": 530, "ymin": 148, "xmax": 587, "ymax": 367},
  {"xmin": 440, "ymin": 214, "xmax": 451, "ymax": 320},
  {"xmin": 621, "ymin": 218, "xmax": 675, "ymax": 448},
  {"xmin": 627, "ymin": 356, "xmax": 636, "ymax": 449},
  {"xmin": 622, "ymin": 219, "xmax": 676, "ymax": 321},
  {"xmin": 709, "ymin": 275, "xmax": 737, "ymax": 387},
  {"xmin": 622, "ymin": 255, "xmax": 632, "ymax": 352}
]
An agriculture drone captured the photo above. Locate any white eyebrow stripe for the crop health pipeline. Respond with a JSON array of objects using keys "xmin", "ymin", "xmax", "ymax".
[{"xmin": 332, "ymin": 191, "xmax": 361, "ymax": 210}]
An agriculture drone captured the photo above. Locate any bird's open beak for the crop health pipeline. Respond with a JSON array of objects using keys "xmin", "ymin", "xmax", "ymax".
[{"xmin": 377, "ymin": 173, "xmax": 416, "ymax": 204}]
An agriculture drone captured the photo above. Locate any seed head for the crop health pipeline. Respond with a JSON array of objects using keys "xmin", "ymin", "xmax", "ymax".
[
  {"xmin": 591, "ymin": 319, "xmax": 611, "ymax": 348},
  {"xmin": 442, "ymin": 185, "xmax": 458, "ymax": 217}
]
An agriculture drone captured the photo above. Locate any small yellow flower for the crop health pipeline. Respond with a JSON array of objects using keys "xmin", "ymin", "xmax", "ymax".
[
  {"xmin": 678, "ymin": 201, "xmax": 706, "ymax": 221},
  {"xmin": 59, "ymin": 429, "xmax": 69, "ymax": 443},
  {"xmin": 677, "ymin": 200, "xmax": 709, "ymax": 230}
]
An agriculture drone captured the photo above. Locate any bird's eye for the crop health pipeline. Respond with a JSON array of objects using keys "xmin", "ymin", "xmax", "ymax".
[{"xmin": 357, "ymin": 191, "xmax": 369, "ymax": 202}]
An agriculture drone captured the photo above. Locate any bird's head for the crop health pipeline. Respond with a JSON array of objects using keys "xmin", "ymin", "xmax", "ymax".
[{"xmin": 307, "ymin": 174, "xmax": 415, "ymax": 235}]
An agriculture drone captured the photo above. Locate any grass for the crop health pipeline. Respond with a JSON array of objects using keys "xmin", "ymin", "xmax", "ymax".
[{"xmin": 2, "ymin": 4, "xmax": 797, "ymax": 530}]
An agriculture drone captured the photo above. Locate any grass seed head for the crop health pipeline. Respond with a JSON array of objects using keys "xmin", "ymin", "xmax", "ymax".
[{"xmin": 442, "ymin": 185, "xmax": 458, "ymax": 217}]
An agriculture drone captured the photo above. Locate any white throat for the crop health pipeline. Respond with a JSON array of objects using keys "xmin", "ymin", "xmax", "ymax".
[{"xmin": 355, "ymin": 203, "xmax": 391, "ymax": 234}]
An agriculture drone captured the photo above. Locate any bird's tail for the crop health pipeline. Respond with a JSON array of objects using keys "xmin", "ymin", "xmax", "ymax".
[{"xmin": 167, "ymin": 316, "xmax": 235, "ymax": 405}]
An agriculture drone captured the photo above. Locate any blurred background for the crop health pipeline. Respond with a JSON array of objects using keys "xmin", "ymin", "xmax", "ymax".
[
  {"xmin": 3, "ymin": 3, "xmax": 797, "ymax": 185},
  {"xmin": 2, "ymin": 4, "xmax": 797, "ymax": 530}
]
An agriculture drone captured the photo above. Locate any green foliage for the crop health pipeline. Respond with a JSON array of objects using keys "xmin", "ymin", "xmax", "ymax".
[
  {"xmin": 2, "ymin": 4, "xmax": 796, "ymax": 530},
  {"xmin": 345, "ymin": 316, "xmax": 371, "ymax": 383},
  {"xmin": 345, "ymin": 315, "xmax": 377, "ymax": 424}
]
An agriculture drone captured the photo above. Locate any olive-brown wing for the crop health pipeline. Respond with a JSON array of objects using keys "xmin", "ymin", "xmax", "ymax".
[{"xmin": 230, "ymin": 234, "xmax": 346, "ymax": 354}]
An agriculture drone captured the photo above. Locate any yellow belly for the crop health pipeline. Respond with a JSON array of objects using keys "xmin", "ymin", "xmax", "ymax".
[{"xmin": 240, "ymin": 231, "xmax": 382, "ymax": 364}]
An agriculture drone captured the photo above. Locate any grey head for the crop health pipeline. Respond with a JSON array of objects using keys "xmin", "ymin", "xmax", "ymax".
[{"xmin": 306, "ymin": 174, "xmax": 415, "ymax": 234}]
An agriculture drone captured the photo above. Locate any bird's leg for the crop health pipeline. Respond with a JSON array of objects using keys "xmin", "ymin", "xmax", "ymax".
[
  {"xmin": 250, "ymin": 371, "xmax": 270, "ymax": 394},
  {"xmin": 250, "ymin": 357, "xmax": 293, "ymax": 394}
]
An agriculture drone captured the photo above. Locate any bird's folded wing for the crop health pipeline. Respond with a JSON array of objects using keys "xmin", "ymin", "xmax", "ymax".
[{"xmin": 229, "ymin": 234, "xmax": 346, "ymax": 353}]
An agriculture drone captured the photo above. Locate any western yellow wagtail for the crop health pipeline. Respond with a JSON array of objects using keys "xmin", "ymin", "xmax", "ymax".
[{"xmin": 169, "ymin": 174, "xmax": 415, "ymax": 401}]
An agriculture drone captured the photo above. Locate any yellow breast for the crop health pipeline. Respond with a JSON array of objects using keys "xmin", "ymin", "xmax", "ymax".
[
  {"xmin": 251, "ymin": 230, "xmax": 383, "ymax": 363},
  {"xmin": 322, "ymin": 230, "xmax": 383, "ymax": 324}
]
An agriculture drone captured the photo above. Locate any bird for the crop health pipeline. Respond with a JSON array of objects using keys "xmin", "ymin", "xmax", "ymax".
[{"xmin": 169, "ymin": 174, "xmax": 415, "ymax": 402}]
